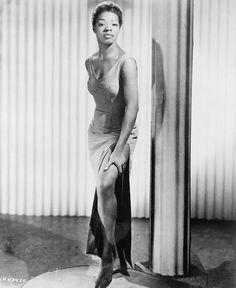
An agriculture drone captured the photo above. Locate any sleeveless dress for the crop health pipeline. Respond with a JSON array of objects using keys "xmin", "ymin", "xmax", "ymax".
[{"xmin": 86, "ymin": 53, "xmax": 138, "ymax": 268}]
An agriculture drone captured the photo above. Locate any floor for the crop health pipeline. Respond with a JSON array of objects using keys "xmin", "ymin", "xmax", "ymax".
[{"xmin": 0, "ymin": 215, "xmax": 235, "ymax": 287}]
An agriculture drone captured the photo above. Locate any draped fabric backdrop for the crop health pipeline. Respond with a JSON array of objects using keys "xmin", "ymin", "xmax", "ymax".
[
  {"xmin": 0, "ymin": 0, "xmax": 151, "ymax": 217},
  {"xmin": 191, "ymin": 0, "xmax": 236, "ymax": 220}
]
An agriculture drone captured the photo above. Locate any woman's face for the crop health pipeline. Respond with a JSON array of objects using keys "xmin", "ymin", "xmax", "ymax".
[{"xmin": 93, "ymin": 11, "xmax": 120, "ymax": 46}]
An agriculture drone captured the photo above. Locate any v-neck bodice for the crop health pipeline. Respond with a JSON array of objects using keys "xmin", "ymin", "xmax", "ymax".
[
  {"xmin": 90, "ymin": 53, "xmax": 127, "ymax": 81},
  {"xmin": 87, "ymin": 53, "xmax": 133, "ymax": 133}
]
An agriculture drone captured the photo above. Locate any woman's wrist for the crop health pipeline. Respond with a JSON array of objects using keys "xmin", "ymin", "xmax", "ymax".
[{"xmin": 114, "ymin": 144, "xmax": 125, "ymax": 152}]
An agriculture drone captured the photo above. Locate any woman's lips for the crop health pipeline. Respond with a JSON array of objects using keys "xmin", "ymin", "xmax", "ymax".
[{"xmin": 104, "ymin": 34, "xmax": 113, "ymax": 39}]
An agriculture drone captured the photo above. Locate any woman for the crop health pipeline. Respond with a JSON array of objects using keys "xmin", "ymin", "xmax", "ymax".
[{"xmin": 85, "ymin": 1, "xmax": 139, "ymax": 287}]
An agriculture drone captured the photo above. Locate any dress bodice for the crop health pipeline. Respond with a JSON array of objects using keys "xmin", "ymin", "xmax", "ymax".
[{"xmin": 87, "ymin": 53, "xmax": 131, "ymax": 133}]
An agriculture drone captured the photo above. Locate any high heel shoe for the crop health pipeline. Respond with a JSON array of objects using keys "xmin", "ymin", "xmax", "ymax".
[{"xmin": 112, "ymin": 257, "xmax": 130, "ymax": 276}]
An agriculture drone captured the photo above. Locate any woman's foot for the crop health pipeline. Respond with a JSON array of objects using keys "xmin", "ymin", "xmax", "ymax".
[
  {"xmin": 113, "ymin": 258, "xmax": 129, "ymax": 276},
  {"xmin": 95, "ymin": 258, "xmax": 114, "ymax": 288}
]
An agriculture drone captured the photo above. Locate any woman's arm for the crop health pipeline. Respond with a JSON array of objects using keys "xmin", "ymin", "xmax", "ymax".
[{"xmin": 104, "ymin": 57, "xmax": 139, "ymax": 173}]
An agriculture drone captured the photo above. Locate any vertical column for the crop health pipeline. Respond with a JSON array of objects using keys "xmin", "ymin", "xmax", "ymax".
[{"xmin": 150, "ymin": 0, "xmax": 193, "ymax": 275}]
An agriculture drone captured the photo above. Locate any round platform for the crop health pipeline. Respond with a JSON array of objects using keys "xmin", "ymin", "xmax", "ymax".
[{"xmin": 22, "ymin": 265, "xmax": 162, "ymax": 288}]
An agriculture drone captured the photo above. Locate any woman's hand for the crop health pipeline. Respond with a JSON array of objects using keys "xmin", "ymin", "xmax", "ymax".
[{"xmin": 104, "ymin": 146, "xmax": 127, "ymax": 174}]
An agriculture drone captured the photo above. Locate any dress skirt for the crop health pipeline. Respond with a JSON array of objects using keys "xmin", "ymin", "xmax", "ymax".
[{"xmin": 86, "ymin": 125, "xmax": 138, "ymax": 268}]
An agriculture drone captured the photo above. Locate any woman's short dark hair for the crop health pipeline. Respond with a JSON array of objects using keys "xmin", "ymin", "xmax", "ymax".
[{"xmin": 92, "ymin": 1, "xmax": 123, "ymax": 29}]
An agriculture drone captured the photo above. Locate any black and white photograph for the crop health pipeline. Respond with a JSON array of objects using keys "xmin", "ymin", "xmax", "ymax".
[{"xmin": 0, "ymin": 0, "xmax": 235, "ymax": 287}]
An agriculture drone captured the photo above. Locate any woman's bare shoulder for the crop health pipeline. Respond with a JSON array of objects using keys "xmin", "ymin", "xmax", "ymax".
[
  {"xmin": 85, "ymin": 53, "xmax": 97, "ymax": 72},
  {"xmin": 121, "ymin": 56, "xmax": 138, "ymax": 79}
]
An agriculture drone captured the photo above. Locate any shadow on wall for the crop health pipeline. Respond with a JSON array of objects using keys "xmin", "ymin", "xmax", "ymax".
[{"xmin": 151, "ymin": 38, "xmax": 166, "ymax": 137}]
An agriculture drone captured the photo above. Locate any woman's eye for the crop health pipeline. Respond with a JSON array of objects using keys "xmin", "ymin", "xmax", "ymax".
[
  {"xmin": 112, "ymin": 23, "xmax": 118, "ymax": 26},
  {"xmin": 98, "ymin": 23, "xmax": 104, "ymax": 27}
]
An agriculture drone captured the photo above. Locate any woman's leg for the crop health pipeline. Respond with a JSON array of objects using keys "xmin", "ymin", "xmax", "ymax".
[{"xmin": 95, "ymin": 144, "xmax": 130, "ymax": 288}]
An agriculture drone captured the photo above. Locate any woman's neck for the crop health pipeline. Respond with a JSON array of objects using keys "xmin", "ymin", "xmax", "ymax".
[{"xmin": 97, "ymin": 43, "xmax": 120, "ymax": 60}]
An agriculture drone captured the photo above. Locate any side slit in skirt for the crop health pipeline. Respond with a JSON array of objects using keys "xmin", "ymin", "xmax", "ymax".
[{"xmin": 86, "ymin": 145, "xmax": 132, "ymax": 268}]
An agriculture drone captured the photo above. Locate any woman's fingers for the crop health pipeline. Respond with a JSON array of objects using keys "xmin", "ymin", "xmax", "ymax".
[
  {"xmin": 104, "ymin": 159, "xmax": 126, "ymax": 174},
  {"xmin": 104, "ymin": 160, "xmax": 112, "ymax": 171},
  {"xmin": 118, "ymin": 163, "xmax": 123, "ymax": 174}
]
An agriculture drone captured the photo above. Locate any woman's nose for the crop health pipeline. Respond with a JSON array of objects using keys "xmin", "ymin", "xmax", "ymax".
[{"xmin": 104, "ymin": 25, "xmax": 112, "ymax": 31}]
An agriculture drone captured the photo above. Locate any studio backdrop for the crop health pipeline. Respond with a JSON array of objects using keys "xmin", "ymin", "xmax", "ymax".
[
  {"xmin": 1, "ymin": 0, "xmax": 235, "ymax": 219},
  {"xmin": 0, "ymin": 0, "xmax": 152, "ymax": 217},
  {"xmin": 191, "ymin": 0, "xmax": 236, "ymax": 220}
]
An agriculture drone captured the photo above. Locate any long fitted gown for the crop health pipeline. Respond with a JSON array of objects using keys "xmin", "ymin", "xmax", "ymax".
[{"xmin": 86, "ymin": 53, "xmax": 138, "ymax": 268}]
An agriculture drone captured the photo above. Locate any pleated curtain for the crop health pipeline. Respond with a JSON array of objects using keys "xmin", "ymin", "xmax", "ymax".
[
  {"xmin": 191, "ymin": 0, "xmax": 236, "ymax": 220},
  {"xmin": 0, "ymin": 0, "xmax": 152, "ymax": 217}
]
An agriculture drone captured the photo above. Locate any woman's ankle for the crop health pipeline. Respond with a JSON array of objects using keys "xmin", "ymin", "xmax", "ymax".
[{"xmin": 102, "ymin": 241, "xmax": 115, "ymax": 258}]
